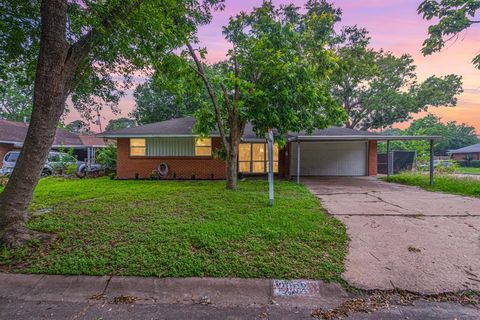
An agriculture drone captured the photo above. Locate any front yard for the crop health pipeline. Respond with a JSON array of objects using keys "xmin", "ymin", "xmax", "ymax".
[
  {"xmin": 383, "ymin": 172, "xmax": 480, "ymax": 197},
  {"xmin": 0, "ymin": 178, "xmax": 347, "ymax": 282},
  {"xmin": 455, "ymin": 167, "xmax": 480, "ymax": 175}
]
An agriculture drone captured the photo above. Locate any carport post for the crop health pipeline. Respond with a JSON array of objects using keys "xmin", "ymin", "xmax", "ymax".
[
  {"xmin": 386, "ymin": 140, "xmax": 390, "ymax": 177},
  {"xmin": 429, "ymin": 139, "xmax": 434, "ymax": 187},
  {"xmin": 297, "ymin": 141, "xmax": 301, "ymax": 184}
]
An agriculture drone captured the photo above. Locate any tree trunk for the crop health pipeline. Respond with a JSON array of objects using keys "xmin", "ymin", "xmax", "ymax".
[
  {"xmin": 225, "ymin": 146, "xmax": 238, "ymax": 190},
  {"xmin": 0, "ymin": 0, "xmax": 72, "ymax": 247}
]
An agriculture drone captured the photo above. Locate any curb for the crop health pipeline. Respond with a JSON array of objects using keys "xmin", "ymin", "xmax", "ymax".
[{"xmin": 0, "ymin": 273, "xmax": 351, "ymax": 309}]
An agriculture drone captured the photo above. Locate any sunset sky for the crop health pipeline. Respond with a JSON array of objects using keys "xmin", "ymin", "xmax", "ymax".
[{"xmin": 67, "ymin": 0, "xmax": 480, "ymax": 133}]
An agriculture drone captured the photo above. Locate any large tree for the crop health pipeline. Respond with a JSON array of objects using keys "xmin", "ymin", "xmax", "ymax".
[
  {"xmin": 105, "ymin": 117, "xmax": 136, "ymax": 131},
  {"xmin": 131, "ymin": 75, "xmax": 204, "ymax": 124},
  {"xmin": 184, "ymin": 1, "xmax": 346, "ymax": 189},
  {"xmin": 331, "ymin": 26, "xmax": 463, "ymax": 130},
  {"xmin": 379, "ymin": 114, "xmax": 478, "ymax": 156},
  {"xmin": 418, "ymin": 0, "xmax": 480, "ymax": 68},
  {"xmin": 0, "ymin": 0, "xmax": 222, "ymax": 247}
]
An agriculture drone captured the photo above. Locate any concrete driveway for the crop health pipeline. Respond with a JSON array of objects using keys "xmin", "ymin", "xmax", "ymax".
[{"xmin": 303, "ymin": 177, "xmax": 480, "ymax": 294}]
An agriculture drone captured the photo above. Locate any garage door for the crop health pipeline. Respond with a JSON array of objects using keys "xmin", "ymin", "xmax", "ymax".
[{"xmin": 290, "ymin": 141, "xmax": 367, "ymax": 176}]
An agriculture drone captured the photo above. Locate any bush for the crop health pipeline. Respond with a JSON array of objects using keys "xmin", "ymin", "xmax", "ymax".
[
  {"xmin": 456, "ymin": 159, "xmax": 480, "ymax": 168},
  {"xmin": 96, "ymin": 144, "xmax": 117, "ymax": 171}
]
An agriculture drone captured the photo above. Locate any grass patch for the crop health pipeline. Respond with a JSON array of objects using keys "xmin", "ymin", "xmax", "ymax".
[
  {"xmin": 455, "ymin": 167, "xmax": 480, "ymax": 175},
  {"xmin": 382, "ymin": 172, "xmax": 480, "ymax": 197},
  {"xmin": 0, "ymin": 177, "xmax": 347, "ymax": 282}
]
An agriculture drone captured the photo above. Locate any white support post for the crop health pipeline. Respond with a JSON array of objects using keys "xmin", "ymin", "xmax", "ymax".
[
  {"xmin": 297, "ymin": 141, "xmax": 301, "ymax": 184},
  {"xmin": 267, "ymin": 129, "xmax": 274, "ymax": 206}
]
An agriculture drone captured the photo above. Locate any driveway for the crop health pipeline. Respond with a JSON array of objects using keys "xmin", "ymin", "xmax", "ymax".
[{"xmin": 303, "ymin": 177, "xmax": 480, "ymax": 294}]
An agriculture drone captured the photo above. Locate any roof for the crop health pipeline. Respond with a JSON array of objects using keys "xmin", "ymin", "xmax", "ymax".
[
  {"xmin": 0, "ymin": 119, "xmax": 108, "ymax": 147},
  {"xmin": 78, "ymin": 134, "xmax": 111, "ymax": 147},
  {"xmin": 97, "ymin": 116, "xmax": 440, "ymax": 141},
  {"xmin": 449, "ymin": 143, "xmax": 480, "ymax": 154}
]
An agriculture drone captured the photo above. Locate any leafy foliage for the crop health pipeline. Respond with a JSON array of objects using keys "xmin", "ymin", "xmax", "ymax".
[
  {"xmin": 64, "ymin": 120, "xmax": 91, "ymax": 134},
  {"xmin": 0, "ymin": 0, "xmax": 225, "ymax": 121},
  {"xmin": 96, "ymin": 144, "xmax": 117, "ymax": 171},
  {"xmin": 331, "ymin": 26, "xmax": 463, "ymax": 130},
  {"xmin": 378, "ymin": 114, "xmax": 479, "ymax": 156},
  {"xmin": 131, "ymin": 75, "xmax": 205, "ymax": 124},
  {"xmin": 418, "ymin": 0, "xmax": 480, "ymax": 68},
  {"xmin": 105, "ymin": 117, "xmax": 136, "ymax": 131}
]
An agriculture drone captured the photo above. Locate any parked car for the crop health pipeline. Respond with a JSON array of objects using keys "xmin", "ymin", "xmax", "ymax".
[{"xmin": 1, "ymin": 151, "xmax": 84, "ymax": 177}]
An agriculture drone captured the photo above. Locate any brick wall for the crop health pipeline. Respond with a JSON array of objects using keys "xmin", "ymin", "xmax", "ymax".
[
  {"xmin": 368, "ymin": 140, "xmax": 377, "ymax": 176},
  {"xmin": 0, "ymin": 143, "xmax": 15, "ymax": 168},
  {"xmin": 451, "ymin": 153, "xmax": 480, "ymax": 161},
  {"xmin": 116, "ymin": 137, "xmax": 226, "ymax": 179}
]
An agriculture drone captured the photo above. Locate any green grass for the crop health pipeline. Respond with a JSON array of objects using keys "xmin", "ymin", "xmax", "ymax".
[
  {"xmin": 0, "ymin": 178, "xmax": 347, "ymax": 282},
  {"xmin": 382, "ymin": 172, "xmax": 480, "ymax": 197},
  {"xmin": 455, "ymin": 167, "xmax": 480, "ymax": 175}
]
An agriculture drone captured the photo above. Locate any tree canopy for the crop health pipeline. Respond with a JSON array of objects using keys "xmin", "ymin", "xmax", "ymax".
[
  {"xmin": 131, "ymin": 75, "xmax": 205, "ymax": 124},
  {"xmin": 105, "ymin": 117, "xmax": 136, "ymax": 131},
  {"xmin": 379, "ymin": 114, "xmax": 478, "ymax": 156},
  {"xmin": 177, "ymin": 0, "xmax": 346, "ymax": 188},
  {"xmin": 418, "ymin": 0, "xmax": 480, "ymax": 68},
  {"xmin": 331, "ymin": 26, "xmax": 463, "ymax": 130}
]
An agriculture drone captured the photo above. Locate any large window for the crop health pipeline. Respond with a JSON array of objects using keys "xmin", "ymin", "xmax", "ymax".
[
  {"xmin": 239, "ymin": 143, "xmax": 278, "ymax": 174},
  {"xmin": 195, "ymin": 138, "xmax": 212, "ymax": 156},
  {"xmin": 130, "ymin": 138, "xmax": 146, "ymax": 156}
]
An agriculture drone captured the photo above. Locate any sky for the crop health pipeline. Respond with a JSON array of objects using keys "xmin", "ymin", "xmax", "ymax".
[{"xmin": 66, "ymin": 0, "xmax": 480, "ymax": 133}]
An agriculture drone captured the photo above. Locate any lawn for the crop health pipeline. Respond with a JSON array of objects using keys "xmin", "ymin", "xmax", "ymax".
[
  {"xmin": 455, "ymin": 167, "xmax": 480, "ymax": 175},
  {"xmin": 383, "ymin": 172, "xmax": 480, "ymax": 197},
  {"xmin": 0, "ymin": 178, "xmax": 347, "ymax": 282}
]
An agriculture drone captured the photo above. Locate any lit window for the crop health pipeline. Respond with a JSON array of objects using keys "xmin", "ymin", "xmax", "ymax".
[
  {"xmin": 239, "ymin": 143, "xmax": 279, "ymax": 173},
  {"xmin": 195, "ymin": 138, "xmax": 212, "ymax": 156},
  {"xmin": 130, "ymin": 138, "xmax": 146, "ymax": 156}
]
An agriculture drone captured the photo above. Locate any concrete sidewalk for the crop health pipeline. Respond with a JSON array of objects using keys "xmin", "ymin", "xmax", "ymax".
[{"xmin": 1, "ymin": 273, "xmax": 479, "ymax": 319}]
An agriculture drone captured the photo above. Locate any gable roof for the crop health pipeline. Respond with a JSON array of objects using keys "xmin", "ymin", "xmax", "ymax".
[
  {"xmin": 449, "ymin": 143, "xmax": 480, "ymax": 154},
  {"xmin": 98, "ymin": 116, "xmax": 381, "ymax": 140},
  {"xmin": 0, "ymin": 119, "xmax": 108, "ymax": 147}
]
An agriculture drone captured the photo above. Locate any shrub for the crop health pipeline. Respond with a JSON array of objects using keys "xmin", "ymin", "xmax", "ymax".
[{"xmin": 96, "ymin": 144, "xmax": 117, "ymax": 171}]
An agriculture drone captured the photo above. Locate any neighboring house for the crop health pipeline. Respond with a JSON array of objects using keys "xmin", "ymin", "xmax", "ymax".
[
  {"xmin": 0, "ymin": 119, "xmax": 109, "ymax": 168},
  {"xmin": 99, "ymin": 116, "xmax": 423, "ymax": 180},
  {"xmin": 449, "ymin": 143, "xmax": 480, "ymax": 160}
]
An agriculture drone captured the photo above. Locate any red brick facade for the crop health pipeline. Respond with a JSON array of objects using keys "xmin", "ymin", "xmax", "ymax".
[
  {"xmin": 116, "ymin": 138, "xmax": 227, "ymax": 179},
  {"xmin": 116, "ymin": 138, "xmax": 379, "ymax": 179},
  {"xmin": 0, "ymin": 143, "xmax": 16, "ymax": 168},
  {"xmin": 368, "ymin": 140, "xmax": 377, "ymax": 176},
  {"xmin": 451, "ymin": 153, "xmax": 480, "ymax": 161}
]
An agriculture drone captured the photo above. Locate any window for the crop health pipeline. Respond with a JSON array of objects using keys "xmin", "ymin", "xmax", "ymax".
[
  {"xmin": 238, "ymin": 143, "xmax": 279, "ymax": 174},
  {"xmin": 130, "ymin": 138, "xmax": 146, "ymax": 156},
  {"xmin": 195, "ymin": 138, "xmax": 212, "ymax": 156}
]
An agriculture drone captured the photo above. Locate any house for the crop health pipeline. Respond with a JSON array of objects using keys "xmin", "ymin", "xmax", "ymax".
[
  {"xmin": 98, "ymin": 117, "xmax": 438, "ymax": 180},
  {"xmin": 449, "ymin": 143, "xmax": 480, "ymax": 160},
  {"xmin": 0, "ymin": 119, "xmax": 109, "ymax": 167}
]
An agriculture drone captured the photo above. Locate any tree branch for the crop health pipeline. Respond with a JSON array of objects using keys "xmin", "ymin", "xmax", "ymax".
[{"xmin": 186, "ymin": 43, "xmax": 229, "ymax": 151}]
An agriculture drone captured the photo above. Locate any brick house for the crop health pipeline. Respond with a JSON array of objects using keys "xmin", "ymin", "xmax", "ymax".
[
  {"xmin": 0, "ymin": 119, "xmax": 109, "ymax": 168},
  {"xmin": 449, "ymin": 143, "xmax": 480, "ymax": 161},
  {"xmin": 98, "ymin": 117, "xmax": 385, "ymax": 180}
]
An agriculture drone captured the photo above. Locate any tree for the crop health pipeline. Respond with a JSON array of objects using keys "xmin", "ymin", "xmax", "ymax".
[
  {"xmin": 184, "ymin": 1, "xmax": 346, "ymax": 189},
  {"xmin": 105, "ymin": 117, "xmax": 136, "ymax": 131},
  {"xmin": 331, "ymin": 26, "xmax": 463, "ymax": 130},
  {"xmin": 131, "ymin": 76, "xmax": 203, "ymax": 124},
  {"xmin": 378, "ymin": 114, "xmax": 479, "ymax": 156},
  {"xmin": 0, "ymin": 0, "xmax": 223, "ymax": 247},
  {"xmin": 0, "ymin": 62, "xmax": 33, "ymax": 122},
  {"xmin": 418, "ymin": 0, "xmax": 480, "ymax": 68},
  {"xmin": 65, "ymin": 120, "xmax": 91, "ymax": 134}
]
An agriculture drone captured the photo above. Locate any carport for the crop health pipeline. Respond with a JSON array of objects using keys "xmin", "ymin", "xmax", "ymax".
[{"xmin": 290, "ymin": 134, "xmax": 440, "ymax": 186}]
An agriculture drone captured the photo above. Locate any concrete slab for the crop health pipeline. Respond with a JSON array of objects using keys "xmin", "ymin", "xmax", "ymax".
[
  {"xmin": 304, "ymin": 177, "xmax": 480, "ymax": 294},
  {"xmin": 0, "ymin": 273, "xmax": 44, "ymax": 299},
  {"xmin": 24, "ymin": 275, "xmax": 109, "ymax": 302},
  {"xmin": 105, "ymin": 277, "xmax": 272, "ymax": 307}
]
